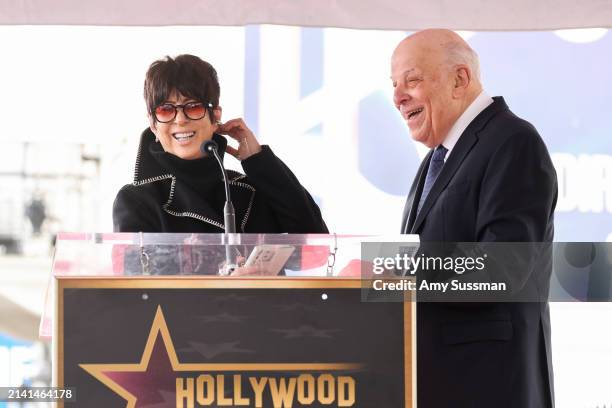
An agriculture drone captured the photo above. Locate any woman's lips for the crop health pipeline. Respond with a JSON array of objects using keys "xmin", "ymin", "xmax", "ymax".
[{"xmin": 172, "ymin": 131, "xmax": 196, "ymax": 144}]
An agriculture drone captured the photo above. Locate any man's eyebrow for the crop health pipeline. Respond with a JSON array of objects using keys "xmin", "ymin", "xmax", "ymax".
[{"xmin": 390, "ymin": 68, "xmax": 416, "ymax": 80}]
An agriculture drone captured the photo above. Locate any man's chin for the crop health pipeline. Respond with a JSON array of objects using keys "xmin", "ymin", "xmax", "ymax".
[
  {"xmin": 409, "ymin": 130, "xmax": 426, "ymax": 144},
  {"xmin": 410, "ymin": 133, "xmax": 438, "ymax": 149}
]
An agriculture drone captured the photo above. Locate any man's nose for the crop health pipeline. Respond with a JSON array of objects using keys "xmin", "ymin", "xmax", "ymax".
[{"xmin": 393, "ymin": 86, "xmax": 409, "ymax": 108}]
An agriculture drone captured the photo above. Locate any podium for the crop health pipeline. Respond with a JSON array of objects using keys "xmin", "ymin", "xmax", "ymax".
[{"xmin": 47, "ymin": 233, "xmax": 415, "ymax": 407}]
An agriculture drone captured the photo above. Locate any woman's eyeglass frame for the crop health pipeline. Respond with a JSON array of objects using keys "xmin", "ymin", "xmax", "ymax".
[{"xmin": 153, "ymin": 102, "xmax": 213, "ymax": 123}]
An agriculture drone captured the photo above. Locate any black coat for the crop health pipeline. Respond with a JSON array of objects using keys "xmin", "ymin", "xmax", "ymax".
[
  {"xmin": 402, "ymin": 98, "xmax": 557, "ymax": 408},
  {"xmin": 113, "ymin": 129, "xmax": 328, "ymax": 234}
]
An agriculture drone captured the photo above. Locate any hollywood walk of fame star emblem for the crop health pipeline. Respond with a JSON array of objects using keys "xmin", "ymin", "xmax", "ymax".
[{"xmin": 80, "ymin": 306, "xmax": 361, "ymax": 408}]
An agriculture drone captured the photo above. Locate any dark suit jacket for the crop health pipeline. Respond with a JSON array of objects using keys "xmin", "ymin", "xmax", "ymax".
[{"xmin": 402, "ymin": 97, "xmax": 557, "ymax": 408}]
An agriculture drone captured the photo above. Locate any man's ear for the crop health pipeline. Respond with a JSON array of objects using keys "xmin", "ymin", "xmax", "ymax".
[{"xmin": 453, "ymin": 65, "xmax": 471, "ymax": 97}]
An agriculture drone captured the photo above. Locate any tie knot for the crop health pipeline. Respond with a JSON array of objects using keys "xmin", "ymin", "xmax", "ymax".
[{"xmin": 432, "ymin": 145, "xmax": 447, "ymax": 162}]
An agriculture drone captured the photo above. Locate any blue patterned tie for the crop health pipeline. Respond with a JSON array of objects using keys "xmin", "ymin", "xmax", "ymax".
[{"xmin": 417, "ymin": 145, "xmax": 448, "ymax": 216}]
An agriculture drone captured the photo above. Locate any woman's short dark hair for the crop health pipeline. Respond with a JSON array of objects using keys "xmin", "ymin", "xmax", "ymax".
[{"xmin": 144, "ymin": 54, "xmax": 220, "ymax": 122}]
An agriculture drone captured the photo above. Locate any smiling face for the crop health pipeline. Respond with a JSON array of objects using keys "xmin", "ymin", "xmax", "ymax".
[
  {"xmin": 144, "ymin": 54, "xmax": 222, "ymax": 160},
  {"xmin": 149, "ymin": 90, "xmax": 221, "ymax": 160},
  {"xmin": 391, "ymin": 37, "xmax": 463, "ymax": 148}
]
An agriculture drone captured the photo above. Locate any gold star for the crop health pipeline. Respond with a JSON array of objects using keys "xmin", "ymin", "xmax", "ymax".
[{"xmin": 81, "ymin": 306, "xmax": 361, "ymax": 407}]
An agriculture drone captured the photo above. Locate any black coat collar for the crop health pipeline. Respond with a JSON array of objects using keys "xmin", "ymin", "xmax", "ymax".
[
  {"xmin": 133, "ymin": 128, "xmax": 230, "ymax": 183},
  {"xmin": 131, "ymin": 128, "xmax": 256, "ymax": 232}
]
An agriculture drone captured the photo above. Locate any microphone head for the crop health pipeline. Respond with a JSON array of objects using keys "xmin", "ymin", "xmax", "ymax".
[{"xmin": 201, "ymin": 140, "xmax": 218, "ymax": 156}]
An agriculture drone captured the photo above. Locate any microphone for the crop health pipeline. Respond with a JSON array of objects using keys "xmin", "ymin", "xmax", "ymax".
[
  {"xmin": 201, "ymin": 140, "xmax": 236, "ymax": 233},
  {"xmin": 201, "ymin": 140, "xmax": 238, "ymax": 275}
]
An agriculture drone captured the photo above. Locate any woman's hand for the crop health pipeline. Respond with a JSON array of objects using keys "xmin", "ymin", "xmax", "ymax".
[{"xmin": 217, "ymin": 118, "xmax": 262, "ymax": 161}]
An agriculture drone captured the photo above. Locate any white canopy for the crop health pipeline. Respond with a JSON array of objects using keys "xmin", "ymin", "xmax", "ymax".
[{"xmin": 1, "ymin": 0, "xmax": 611, "ymax": 30}]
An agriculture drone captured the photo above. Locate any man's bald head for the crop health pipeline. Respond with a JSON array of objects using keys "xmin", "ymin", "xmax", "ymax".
[
  {"xmin": 391, "ymin": 29, "xmax": 483, "ymax": 147},
  {"xmin": 394, "ymin": 29, "xmax": 481, "ymax": 84}
]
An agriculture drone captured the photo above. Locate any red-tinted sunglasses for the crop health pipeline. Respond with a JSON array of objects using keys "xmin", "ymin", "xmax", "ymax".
[{"xmin": 153, "ymin": 102, "xmax": 212, "ymax": 123}]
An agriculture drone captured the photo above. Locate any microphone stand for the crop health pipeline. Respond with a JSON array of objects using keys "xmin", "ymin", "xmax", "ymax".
[{"xmin": 201, "ymin": 140, "xmax": 238, "ymax": 275}]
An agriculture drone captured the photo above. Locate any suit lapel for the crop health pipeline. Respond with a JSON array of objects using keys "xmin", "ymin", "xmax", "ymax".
[
  {"xmin": 409, "ymin": 97, "xmax": 509, "ymax": 234},
  {"xmin": 401, "ymin": 150, "xmax": 431, "ymax": 233}
]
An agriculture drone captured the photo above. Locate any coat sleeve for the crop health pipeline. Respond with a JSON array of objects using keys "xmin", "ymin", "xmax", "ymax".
[
  {"xmin": 241, "ymin": 145, "xmax": 328, "ymax": 233},
  {"xmin": 476, "ymin": 124, "xmax": 557, "ymax": 243},
  {"xmin": 472, "ymin": 124, "xmax": 558, "ymax": 296},
  {"xmin": 112, "ymin": 185, "xmax": 159, "ymax": 232}
]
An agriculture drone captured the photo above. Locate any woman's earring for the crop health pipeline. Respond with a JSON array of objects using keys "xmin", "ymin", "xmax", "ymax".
[{"xmin": 155, "ymin": 136, "xmax": 159, "ymax": 142}]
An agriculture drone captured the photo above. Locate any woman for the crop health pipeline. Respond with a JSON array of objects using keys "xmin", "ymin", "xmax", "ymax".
[{"xmin": 113, "ymin": 54, "xmax": 327, "ymax": 235}]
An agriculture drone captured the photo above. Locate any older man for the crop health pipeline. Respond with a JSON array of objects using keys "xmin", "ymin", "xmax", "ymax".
[{"xmin": 392, "ymin": 30, "xmax": 557, "ymax": 407}]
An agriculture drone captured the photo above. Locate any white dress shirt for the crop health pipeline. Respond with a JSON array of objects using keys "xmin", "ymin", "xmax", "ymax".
[{"xmin": 441, "ymin": 91, "xmax": 494, "ymax": 162}]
